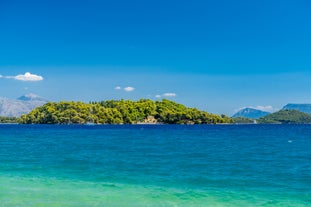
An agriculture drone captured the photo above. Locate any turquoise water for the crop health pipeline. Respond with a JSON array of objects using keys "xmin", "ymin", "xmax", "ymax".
[{"xmin": 0, "ymin": 125, "xmax": 310, "ymax": 206}]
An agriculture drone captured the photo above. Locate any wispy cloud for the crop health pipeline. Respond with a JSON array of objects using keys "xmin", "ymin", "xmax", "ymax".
[
  {"xmin": 163, "ymin": 93, "xmax": 176, "ymax": 97},
  {"xmin": 6, "ymin": 72, "xmax": 43, "ymax": 81},
  {"xmin": 114, "ymin": 86, "xmax": 135, "ymax": 92},
  {"xmin": 155, "ymin": 92, "xmax": 177, "ymax": 98},
  {"xmin": 0, "ymin": 74, "xmax": 2, "ymax": 78},
  {"xmin": 124, "ymin": 86, "xmax": 135, "ymax": 92},
  {"xmin": 114, "ymin": 86, "xmax": 122, "ymax": 90}
]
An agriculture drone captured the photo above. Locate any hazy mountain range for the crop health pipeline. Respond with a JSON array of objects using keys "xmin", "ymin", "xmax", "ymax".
[{"xmin": 0, "ymin": 94, "xmax": 47, "ymax": 117}]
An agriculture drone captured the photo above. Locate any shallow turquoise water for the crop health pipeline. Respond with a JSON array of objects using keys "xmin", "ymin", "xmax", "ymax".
[{"xmin": 0, "ymin": 125, "xmax": 310, "ymax": 206}]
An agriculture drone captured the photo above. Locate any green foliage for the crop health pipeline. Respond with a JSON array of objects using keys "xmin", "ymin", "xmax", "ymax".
[
  {"xmin": 258, "ymin": 110, "xmax": 311, "ymax": 124},
  {"xmin": 19, "ymin": 99, "xmax": 233, "ymax": 124},
  {"xmin": 0, "ymin": 116, "xmax": 19, "ymax": 123}
]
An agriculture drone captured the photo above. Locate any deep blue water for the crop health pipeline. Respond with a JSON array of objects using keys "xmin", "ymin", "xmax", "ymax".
[{"xmin": 0, "ymin": 124, "xmax": 310, "ymax": 206}]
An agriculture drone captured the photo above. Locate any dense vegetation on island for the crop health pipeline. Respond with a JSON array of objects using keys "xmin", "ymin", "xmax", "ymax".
[
  {"xmin": 19, "ymin": 99, "xmax": 233, "ymax": 124},
  {"xmin": 0, "ymin": 116, "xmax": 19, "ymax": 123},
  {"xmin": 258, "ymin": 110, "xmax": 311, "ymax": 124}
]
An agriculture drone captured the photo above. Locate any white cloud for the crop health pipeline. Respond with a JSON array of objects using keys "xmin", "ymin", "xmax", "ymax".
[
  {"xmin": 124, "ymin": 86, "xmax": 135, "ymax": 92},
  {"xmin": 7, "ymin": 72, "xmax": 43, "ymax": 81},
  {"xmin": 0, "ymin": 74, "xmax": 2, "ymax": 78},
  {"xmin": 114, "ymin": 86, "xmax": 122, "ymax": 90},
  {"xmin": 155, "ymin": 93, "xmax": 177, "ymax": 98},
  {"xmin": 163, "ymin": 93, "xmax": 177, "ymax": 97}
]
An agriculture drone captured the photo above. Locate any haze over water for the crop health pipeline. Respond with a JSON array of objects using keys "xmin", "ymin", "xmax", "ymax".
[{"xmin": 0, "ymin": 124, "xmax": 310, "ymax": 206}]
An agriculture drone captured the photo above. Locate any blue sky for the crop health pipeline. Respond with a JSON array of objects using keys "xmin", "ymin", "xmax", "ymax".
[{"xmin": 1, "ymin": 0, "xmax": 311, "ymax": 115}]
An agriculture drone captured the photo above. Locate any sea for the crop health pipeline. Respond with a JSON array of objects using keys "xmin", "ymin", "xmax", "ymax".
[{"xmin": 0, "ymin": 124, "xmax": 310, "ymax": 207}]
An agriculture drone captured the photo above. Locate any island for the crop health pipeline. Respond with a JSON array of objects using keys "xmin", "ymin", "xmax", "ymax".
[
  {"xmin": 19, "ymin": 99, "xmax": 233, "ymax": 124},
  {"xmin": 257, "ymin": 109, "xmax": 311, "ymax": 124}
]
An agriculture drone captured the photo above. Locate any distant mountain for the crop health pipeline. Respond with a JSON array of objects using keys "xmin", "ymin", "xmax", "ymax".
[
  {"xmin": 232, "ymin": 108, "xmax": 270, "ymax": 119},
  {"xmin": 258, "ymin": 109, "xmax": 311, "ymax": 124},
  {"xmin": 0, "ymin": 94, "xmax": 47, "ymax": 117},
  {"xmin": 283, "ymin": 104, "xmax": 311, "ymax": 114}
]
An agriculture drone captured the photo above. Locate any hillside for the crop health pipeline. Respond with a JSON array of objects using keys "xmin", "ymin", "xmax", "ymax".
[
  {"xmin": 258, "ymin": 110, "xmax": 311, "ymax": 124},
  {"xmin": 19, "ymin": 99, "xmax": 233, "ymax": 124},
  {"xmin": 283, "ymin": 104, "xmax": 311, "ymax": 114}
]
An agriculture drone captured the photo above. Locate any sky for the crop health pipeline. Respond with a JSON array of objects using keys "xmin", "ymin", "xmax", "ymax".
[{"xmin": 1, "ymin": 0, "xmax": 311, "ymax": 115}]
